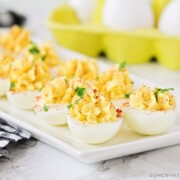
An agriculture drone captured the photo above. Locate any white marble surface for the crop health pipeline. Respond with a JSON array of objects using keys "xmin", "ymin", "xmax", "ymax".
[{"xmin": 0, "ymin": 0, "xmax": 180, "ymax": 180}]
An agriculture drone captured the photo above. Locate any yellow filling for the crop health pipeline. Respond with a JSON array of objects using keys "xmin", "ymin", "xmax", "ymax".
[
  {"xmin": 69, "ymin": 89, "xmax": 117, "ymax": 124},
  {"xmin": 0, "ymin": 25, "xmax": 30, "ymax": 54},
  {"xmin": 9, "ymin": 58, "xmax": 52, "ymax": 92},
  {"xmin": 41, "ymin": 77, "xmax": 88, "ymax": 104},
  {"xmin": 0, "ymin": 54, "xmax": 14, "ymax": 78},
  {"xmin": 25, "ymin": 42, "xmax": 60, "ymax": 68},
  {"xmin": 95, "ymin": 64, "xmax": 133, "ymax": 100},
  {"xmin": 130, "ymin": 85, "xmax": 176, "ymax": 111},
  {"xmin": 58, "ymin": 59, "xmax": 98, "ymax": 81}
]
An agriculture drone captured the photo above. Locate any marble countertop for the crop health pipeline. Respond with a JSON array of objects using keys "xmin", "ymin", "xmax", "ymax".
[{"xmin": 0, "ymin": 0, "xmax": 180, "ymax": 179}]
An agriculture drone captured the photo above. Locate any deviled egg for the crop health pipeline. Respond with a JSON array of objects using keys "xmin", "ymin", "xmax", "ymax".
[
  {"xmin": 123, "ymin": 85, "xmax": 176, "ymax": 135},
  {"xmin": 67, "ymin": 88, "xmax": 123, "ymax": 144},
  {"xmin": 95, "ymin": 61, "xmax": 133, "ymax": 108},
  {"xmin": 58, "ymin": 59, "xmax": 99, "ymax": 81},
  {"xmin": 0, "ymin": 25, "xmax": 30, "ymax": 55},
  {"xmin": 7, "ymin": 58, "xmax": 52, "ymax": 110},
  {"xmin": 24, "ymin": 41, "xmax": 60, "ymax": 69},
  {"xmin": 0, "ymin": 54, "xmax": 14, "ymax": 97},
  {"xmin": 33, "ymin": 77, "xmax": 88, "ymax": 125}
]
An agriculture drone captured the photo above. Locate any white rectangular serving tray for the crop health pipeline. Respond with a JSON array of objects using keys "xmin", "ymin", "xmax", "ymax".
[{"xmin": 0, "ymin": 47, "xmax": 179, "ymax": 163}]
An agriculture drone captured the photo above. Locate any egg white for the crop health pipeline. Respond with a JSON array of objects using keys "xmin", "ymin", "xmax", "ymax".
[
  {"xmin": 7, "ymin": 90, "xmax": 39, "ymax": 110},
  {"xmin": 0, "ymin": 78, "xmax": 9, "ymax": 97},
  {"xmin": 123, "ymin": 107, "xmax": 177, "ymax": 135},
  {"xmin": 67, "ymin": 113, "xmax": 122, "ymax": 144},
  {"xmin": 33, "ymin": 97, "xmax": 67, "ymax": 125}
]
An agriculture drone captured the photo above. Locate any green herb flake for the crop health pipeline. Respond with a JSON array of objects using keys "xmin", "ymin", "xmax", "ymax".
[
  {"xmin": 42, "ymin": 55, "xmax": 46, "ymax": 61},
  {"xmin": 10, "ymin": 81, "xmax": 15, "ymax": 90},
  {"xmin": 75, "ymin": 87, "xmax": 86, "ymax": 98},
  {"xmin": 43, "ymin": 105, "xmax": 49, "ymax": 112},
  {"xmin": 38, "ymin": 87, "xmax": 43, "ymax": 92},
  {"xmin": 119, "ymin": 61, "xmax": 126, "ymax": 70},
  {"xmin": 154, "ymin": 91, "xmax": 158, "ymax": 101},
  {"xmin": 157, "ymin": 88, "xmax": 174, "ymax": 93},
  {"xmin": 154, "ymin": 88, "xmax": 174, "ymax": 101},
  {"xmin": 29, "ymin": 46, "xmax": 40, "ymax": 55},
  {"xmin": 67, "ymin": 103, "xmax": 72, "ymax": 109},
  {"xmin": 74, "ymin": 99, "xmax": 80, "ymax": 105},
  {"xmin": 125, "ymin": 94, "xmax": 130, "ymax": 98},
  {"xmin": 96, "ymin": 76, "xmax": 99, "ymax": 80},
  {"xmin": 64, "ymin": 78, "xmax": 68, "ymax": 85}
]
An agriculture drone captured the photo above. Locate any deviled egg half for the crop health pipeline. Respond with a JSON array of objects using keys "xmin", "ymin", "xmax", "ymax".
[
  {"xmin": 122, "ymin": 85, "xmax": 177, "ymax": 135},
  {"xmin": 58, "ymin": 59, "xmax": 99, "ymax": 81},
  {"xmin": 95, "ymin": 61, "xmax": 134, "ymax": 108},
  {"xmin": 0, "ymin": 25, "xmax": 30, "ymax": 56},
  {"xmin": 24, "ymin": 41, "xmax": 60, "ymax": 69},
  {"xmin": 0, "ymin": 54, "xmax": 14, "ymax": 97},
  {"xmin": 7, "ymin": 58, "xmax": 52, "ymax": 110},
  {"xmin": 33, "ymin": 77, "xmax": 88, "ymax": 125},
  {"xmin": 67, "ymin": 88, "xmax": 123, "ymax": 144}
]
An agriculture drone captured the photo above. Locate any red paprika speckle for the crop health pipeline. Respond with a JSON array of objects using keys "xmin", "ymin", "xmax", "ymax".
[
  {"xmin": 116, "ymin": 109, "xmax": 122, "ymax": 118},
  {"xmin": 93, "ymin": 89, "xmax": 97, "ymax": 94}
]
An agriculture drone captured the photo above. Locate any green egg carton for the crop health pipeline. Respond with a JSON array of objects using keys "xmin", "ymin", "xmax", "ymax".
[{"xmin": 47, "ymin": 4, "xmax": 180, "ymax": 70}]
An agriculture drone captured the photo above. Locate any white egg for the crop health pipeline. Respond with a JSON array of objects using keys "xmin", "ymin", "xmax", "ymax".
[
  {"xmin": 68, "ymin": 0, "xmax": 96, "ymax": 22},
  {"xmin": 33, "ymin": 96, "xmax": 67, "ymax": 125},
  {"xmin": 0, "ymin": 78, "xmax": 9, "ymax": 97},
  {"xmin": 159, "ymin": 0, "xmax": 180, "ymax": 35},
  {"xmin": 103, "ymin": 0, "xmax": 154, "ymax": 30},
  {"xmin": 7, "ymin": 90, "xmax": 39, "ymax": 110},
  {"xmin": 67, "ymin": 113, "xmax": 122, "ymax": 144},
  {"xmin": 123, "ymin": 107, "xmax": 177, "ymax": 135}
]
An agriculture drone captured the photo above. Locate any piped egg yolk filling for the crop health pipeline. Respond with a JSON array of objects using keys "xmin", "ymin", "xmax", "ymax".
[
  {"xmin": 9, "ymin": 58, "xmax": 52, "ymax": 92},
  {"xmin": 41, "ymin": 77, "xmax": 88, "ymax": 104},
  {"xmin": 95, "ymin": 64, "xmax": 133, "ymax": 100},
  {"xmin": 0, "ymin": 54, "xmax": 14, "ymax": 78},
  {"xmin": 69, "ymin": 89, "xmax": 121, "ymax": 124},
  {"xmin": 129, "ymin": 85, "xmax": 176, "ymax": 111},
  {"xmin": 25, "ymin": 42, "xmax": 60, "ymax": 68},
  {"xmin": 58, "ymin": 59, "xmax": 98, "ymax": 81},
  {"xmin": 0, "ymin": 25, "xmax": 30, "ymax": 54}
]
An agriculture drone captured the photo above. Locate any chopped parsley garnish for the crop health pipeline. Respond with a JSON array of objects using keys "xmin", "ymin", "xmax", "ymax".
[
  {"xmin": 96, "ymin": 76, "xmax": 99, "ymax": 80},
  {"xmin": 131, "ymin": 81, "xmax": 134, "ymax": 84},
  {"xmin": 74, "ymin": 99, "xmax": 80, "ymax": 105},
  {"xmin": 119, "ymin": 61, "xmax": 126, "ymax": 70},
  {"xmin": 67, "ymin": 103, "xmax": 72, "ymax": 109},
  {"xmin": 43, "ymin": 105, "xmax": 49, "ymax": 112},
  {"xmin": 41, "ymin": 55, "xmax": 46, "ymax": 61},
  {"xmin": 10, "ymin": 81, "xmax": 15, "ymax": 90},
  {"xmin": 75, "ymin": 87, "xmax": 86, "ymax": 99},
  {"xmin": 125, "ymin": 94, "xmax": 130, "ymax": 98},
  {"xmin": 29, "ymin": 44, "xmax": 40, "ymax": 55},
  {"xmin": 64, "ymin": 78, "xmax": 68, "ymax": 85},
  {"xmin": 154, "ymin": 88, "xmax": 174, "ymax": 101},
  {"xmin": 38, "ymin": 87, "xmax": 43, "ymax": 92}
]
